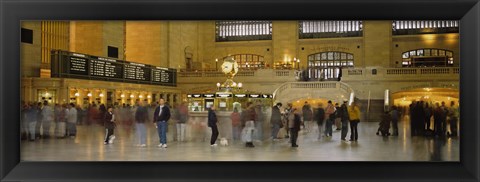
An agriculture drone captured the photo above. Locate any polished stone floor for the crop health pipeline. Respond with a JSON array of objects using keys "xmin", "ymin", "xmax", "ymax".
[{"xmin": 21, "ymin": 117, "xmax": 459, "ymax": 161}]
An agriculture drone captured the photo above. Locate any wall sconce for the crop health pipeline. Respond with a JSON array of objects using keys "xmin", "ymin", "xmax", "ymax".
[
  {"xmin": 121, "ymin": 94, "xmax": 125, "ymax": 98},
  {"xmin": 74, "ymin": 92, "xmax": 80, "ymax": 97},
  {"xmin": 130, "ymin": 94, "xmax": 135, "ymax": 98},
  {"xmin": 99, "ymin": 93, "xmax": 104, "ymax": 97},
  {"xmin": 87, "ymin": 93, "xmax": 92, "ymax": 97},
  {"xmin": 216, "ymin": 83, "xmax": 221, "ymax": 87},
  {"xmin": 147, "ymin": 95, "xmax": 151, "ymax": 98},
  {"xmin": 139, "ymin": 95, "xmax": 143, "ymax": 98}
]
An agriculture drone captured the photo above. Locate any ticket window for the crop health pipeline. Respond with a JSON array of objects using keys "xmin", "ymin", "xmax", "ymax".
[
  {"xmin": 205, "ymin": 99, "xmax": 215, "ymax": 111},
  {"xmin": 189, "ymin": 99, "xmax": 204, "ymax": 112}
]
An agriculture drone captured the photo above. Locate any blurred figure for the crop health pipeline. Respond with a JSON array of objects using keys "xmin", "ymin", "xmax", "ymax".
[
  {"xmin": 41, "ymin": 101, "xmax": 54, "ymax": 139},
  {"xmin": 26, "ymin": 103, "xmax": 38, "ymax": 141},
  {"xmin": 315, "ymin": 103, "xmax": 325, "ymax": 139},
  {"xmin": 104, "ymin": 107, "xmax": 116, "ymax": 145},
  {"xmin": 377, "ymin": 111, "xmax": 391, "ymax": 136},
  {"xmin": 282, "ymin": 103, "xmax": 293, "ymax": 138},
  {"xmin": 289, "ymin": 108, "xmax": 301, "ymax": 147},
  {"xmin": 208, "ymin": 105, "xmax": 219, "ymax": 146},
  {"xmin": 135, "ymin": 101, "xmax": 148, "ymax": 147},
  {"xmin": 270, "ymin": 102, "xmax": 283, "ymax": 141},
  {"xmin": 347, "ymin": 101, "xmax": 360, "ymax": 141},
  {"xmin": 76, "ymin": 105, "xmax": 84, "ymax": 125},
  {"xmin": 177, "ymin": 102, "xmax": 189, "ymax": 142},
  {"xmin": 447, "ymin": 101, "xmax": 459, "ymax": 137},
  {"xmin": 21, "ymin": 102, "xmax": 28, "ymax": 140},
  {"xmin": 390, "ymin": 106, "xmax": 400, "ymax": 136},
  {"xmin": 230, "ymin": 107, "xmax": 241, "ymax": 141},
  {"xmin": 302, "ymin": 101, "xmax": 313, "ymax": 133},
  {"xmin": 334, "ymin": 103, "xmax": 342, "ymax": 131},
  {"xmin": 340, "ymin": 101, "xmax": 350, "ymax": 141},
  {"xmin": 242, "ymin": 102, "xmax": 257, "ymax": 147},
  {"xmin": 409, "ymin": 101, "xmax": 416, "ymax": 136},
  {"xmin": 34, "ymin": 102, "xmax": 43, "ymax": 139},
  {"xmin": 66, "ymin": 103, "xmax": 77, "ymax": 138},
  {"xmin": 154, "ymin": 98, "xmax": 171, "ymax": 148},
  {"xmin": 433, "ymin": 102, "xmax": 446, "ymax": 137},
  {"xmin": 424, "ymin": 103, "xmax": 433, "ymax": 131},
  {"xmin": 254, "ymin": 101, "xmax": 264, "ymax": 141},
  {"xmin": 324, "ymin": 100, "xmax": 336, "ymax": 137},
  {"xmin": 55, "ymin": 104, "xmax": 67, "ymax": 139}
]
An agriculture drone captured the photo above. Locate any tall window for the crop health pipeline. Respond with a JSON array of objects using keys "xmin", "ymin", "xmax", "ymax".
[
  {"xmin": 392, "ymin": 20, "xmax": 459, "ymax": 35},
  {"xmin": 223, "ymin": 54, "xmax": 265, "ymax": 70},
  {"xmin": 401, "ymin": 48, "xmax": 454, "ymax": 67},
  {"xmin": 307, "ymin": 52, "xmax": 354, "ymax": 80},
  {"xmin": 41, "ymin": 21, "xmax": 70, "ymax": 69},
  {"xmin": 299, "ymin": 21, "xmax": 363, "ymax": 39},
  {"xmin": 216, "ymin": 21, "xmax": 272, "ymax": 42}
]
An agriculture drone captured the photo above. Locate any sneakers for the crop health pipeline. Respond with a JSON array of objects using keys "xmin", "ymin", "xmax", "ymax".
[
  {"xmin": 139, "ymin": 144, "xmax": 147, "ymax": 147},
  {"xmin": 211, "ymin": 144, "xmax": 218, "ymax": 147},
  {"xmin": 104, "ymin": 142, "xmax": 108, "ymax": 145},
  {"xmin": 158, "ymin": 144, "xmax": 167, "ymax": 148},
  {"xmin": 158, "ymin": 144, "xmax": 163, "ymax": 147},
  {"xmin": 108, "ymin": 135, "xmax": 116, "ymax": 144}
]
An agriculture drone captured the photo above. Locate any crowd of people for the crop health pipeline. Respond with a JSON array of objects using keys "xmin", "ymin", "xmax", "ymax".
[
  {"xmin": 379, "ymin": 100, "xmax": 459, "ymax": 138},
  {"xmin": 21, "ymin": 98, "xmax": 459, "ymax": 149}
]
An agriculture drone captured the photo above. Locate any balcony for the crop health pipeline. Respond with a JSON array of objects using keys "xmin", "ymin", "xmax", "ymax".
[{"xmin": 341, "ymin": 67, "xmax": 459, "ymax": 81}]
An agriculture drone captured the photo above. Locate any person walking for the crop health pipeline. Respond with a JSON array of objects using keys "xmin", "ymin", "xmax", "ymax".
[
  {"xmin": 424, "ymin": 103, "xmax": 433, "ymax": 131},
  {"xmin": 289, "ymin": 108, "xmax": 301, "ymax": 147},
  {"xmin": 104, "ymin": 107, "xmax": 116, "ymax": 145},
  {"xmin": 282, "ymin": 103, "xmax": 293, "ymax": 138},
  {"xmin": 154, "ymin": 98, "xmax": 171, "ymax": 148},
  {"xmin": 302, "ymin": 101, "xmax": 313, "ymax": 133},
  {"xmin": 208, "ymin": 105, "xmax": 219, "ymax": 146},
  {"xmin": 270, "ymin": 103, "xmax": 283, "ymax": 141},
  {"xmin": 334, "ymin": 103, "xmax": 342, "ymax": 131},
  {"xmin": 26, "ymin": 104, "xmax": 38, "ymax": 141},
  {"xmin": 340, "ymin": 101, "xmax": 350, "ymax": 141},
  {"xmin": 135, "ymin": 101, "xmax": 148, "ymax": 147},
  {"xmin": 347, "ymin": 101, "xmax": 361, "ymax": 141},
  {"xmin": 433, "ymin": 102, "xmax": 446, "ymax": 137},
  {"xmin": 390, "ymin": 106, "xmax": 401, "ymax": 136},
  {"xmin": 315, "ymin": 103, "xmax": 325, "ymax": 139},
  {"xmin": 447, "ymin": 101, "xmax": 459, "ymax": 137},
  {"xmin": 41, "ymin": 101, "xmax": 54, "ymax": 139},
  {"xmin": 66, "ymin": 103, "xmax": 78, "ymax": 138},
  {"xmin": 324, "ymin": 101, "xmax": 336, "ymax": 137},
  {"xmin": 231, "ymin": 107, "xmax": 241, "ymax": 141},
  {"xmin": 177, "ymin": 102, "xmax": 189, "ymax": 142},
  {"xmin": 242, "ymin": 102, "xmax": 257, "ymax": 147}
]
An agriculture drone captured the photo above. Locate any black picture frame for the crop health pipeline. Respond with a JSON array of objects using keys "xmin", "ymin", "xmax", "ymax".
[{"xmin": 1, "ymin": 0, "xmax": 479, "ymax": 181}]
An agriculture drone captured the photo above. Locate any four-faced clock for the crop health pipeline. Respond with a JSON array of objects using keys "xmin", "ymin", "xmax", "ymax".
[{"xmin": 221, "ymin": 61, "xmax": 233, "ymax": 74}]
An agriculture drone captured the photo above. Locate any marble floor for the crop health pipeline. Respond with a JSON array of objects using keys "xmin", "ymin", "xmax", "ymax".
[{"xmin": 21, "ymin": 118, "xmax": 459, "ymax": 161}]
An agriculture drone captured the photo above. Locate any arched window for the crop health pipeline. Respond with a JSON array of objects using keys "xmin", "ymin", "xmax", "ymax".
[
  {"xmin": 223, "ymin": 54, "xmax": 265, "ymax": 70},
  {"xmin": 299, "ymin": 21, "xmax": 363, "ymax": 39},
  {"xmin": 392, "ymin": 20, "xmax": 459, "ymax": 35},
  {"xmin": 307, "ymin": 52, "xmax": 354, "ymax": 80},
  {"xmin": 216, "ymin": 21, "xmax": 272, "ymax": 42},
  {"xmin": 401, "ymin": 48, "xmax": 454, "ymax": 67}
]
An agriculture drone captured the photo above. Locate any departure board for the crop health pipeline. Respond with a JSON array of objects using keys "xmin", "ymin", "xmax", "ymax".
[
  {"xmin": 89, "ymin": 57, "xmax": 123, "ymax": 79},
  {"xmin": 151, "ymin": 67, "xmax": 176, "ymax": 86},
  {"xmin": 124, "ymin": 63, "xmax": 151, "ymax": 81},
  {"xmin": 68, "ymin": 55, "xmax": 88, "ymax": 75},
  {"xmin": 51, "ymin": 50, "xmax": 176, "ymax": 86}
]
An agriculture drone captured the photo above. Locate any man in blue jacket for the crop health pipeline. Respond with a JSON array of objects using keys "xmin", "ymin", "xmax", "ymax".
[{"xmin": 154, "ymin": 98, "xmax": 171, "ymax": 148}]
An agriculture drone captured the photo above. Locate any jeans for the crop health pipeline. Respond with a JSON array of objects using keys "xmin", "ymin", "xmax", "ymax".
[
  {"xmin": 136, "ymin": 123, "xmax": 147, "ymax": 145},
  {"xmin": 317, "ymin": 123, "xmax": 324, "ymax": 139},
  {"xmin": 341, "ymin": 120, "xmax": 349, "ymax": 140},
  {"xmin": 157, "ymin": 121, "xmax": 168, "ymax": 144},
  {"xmin": 350, "ymin": 120, "xmax": 359, "ymax": 141},
  {"xmin": 290, "ymin": 128, "xmax": 298, "ymax": 146},
  {"xmin": 176, "ymin": 123, "xmax": 186, "ymax": 142},
  {"xmin": 67, "ymin": 122, "xmax": 77, "ymax": 136},
  {"xmin": 255, "ymin": 121, "xmax": 263, "ymax": 140},
  {"xmin": 29, "ymin": 122, "xmax": 37, "ymax": 140},
  {"xmin": 233, "ymin": 125, "xmax": 242, "ymax": 141},
  {"xmin": 210, "ymin": 124, "xmax": 219, "ymax": 145},
  {"xmin": 325, "ymin": 119, "xmax": 333, "ymax": 136},
  {"xmin": 392, "ymin": 120, "xmax": 399, "ymax": 136},
  {"xmin": 271, "ymin": 123, "xmax": 280, "ymax": 139}
]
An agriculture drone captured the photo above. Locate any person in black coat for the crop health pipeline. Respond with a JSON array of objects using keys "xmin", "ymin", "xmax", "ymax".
[
  {"xmin": 270, "ymin": 103, "xmax": 282, "ymax": 140},
  {"xmin": 134, "ymin": 101, "xmax": 149, "ymax": 147},
  {"xmin": 104, "ymin": 107, "xmax": 116, "ymax": 145},
  {"xmin": 153, "ymin": 98, "xmax": 171, "ymax": 148},
  {"xmin": 208, "ymin": 105, "xmax": 219, "ymax": 146},
  {"xmin": 289, "ymin": 108, "xmax": 302, "ymax": 147},
  {"xmin": 315, "ymin": 103, "xmax": 325, "ymax": 139}
]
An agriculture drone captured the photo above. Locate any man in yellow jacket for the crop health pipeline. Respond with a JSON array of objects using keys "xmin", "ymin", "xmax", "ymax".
[{"xmin": 347, "ymin": 101, "xmax": 361, "ymax": 141}]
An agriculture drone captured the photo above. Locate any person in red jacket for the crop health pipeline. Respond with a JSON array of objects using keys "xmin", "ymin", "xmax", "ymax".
[{"xmin": 230, "ymin": 108, "xmax": 241, "ymax": 141}]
